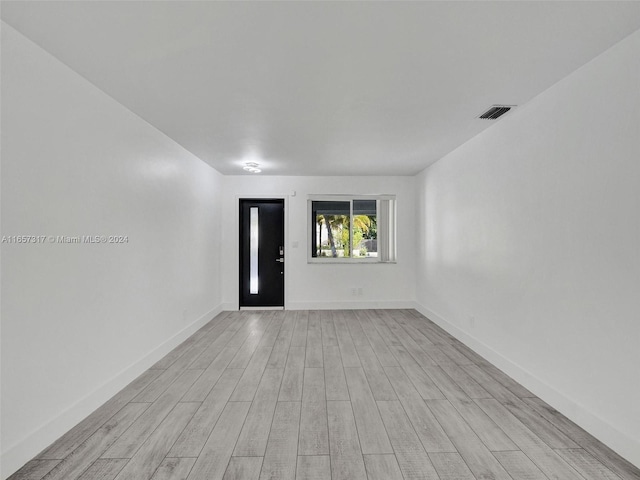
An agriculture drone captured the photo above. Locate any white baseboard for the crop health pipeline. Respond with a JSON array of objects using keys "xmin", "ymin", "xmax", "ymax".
[
  {"xmin": 414, "ymin": 302, "xmax": 640, "ymax": 469},
  {"xmin": 221, "ymin": 301, "xmax": 418, "ymax": 311},
  {"xmin": 1, "ymin": 304, "xmax": 223, "ymax": 480},
  {"xmin": 286, "ymin": 300, "xmax": 417, "ymax": 310}
]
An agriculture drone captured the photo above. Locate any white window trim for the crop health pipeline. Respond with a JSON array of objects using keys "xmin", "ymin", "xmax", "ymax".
[{"xmin": 307, "ymin": 194, "xmax": 396, "ymax": 264}]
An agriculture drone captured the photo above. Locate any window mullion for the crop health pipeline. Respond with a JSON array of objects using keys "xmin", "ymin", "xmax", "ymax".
[{"xmin": 349, "ymin": 200, "xmax": 354, "ymax": 258}]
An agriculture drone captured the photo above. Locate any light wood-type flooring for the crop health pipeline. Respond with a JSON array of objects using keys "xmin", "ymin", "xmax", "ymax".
[{"xmin": 10, "ymin": 310, "xmax": 640, "ymax": 480}]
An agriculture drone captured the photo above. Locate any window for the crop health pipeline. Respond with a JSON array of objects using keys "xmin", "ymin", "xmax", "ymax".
[{"xmin": 309, "ymin": 195, "xmax": 396, "ymax": 263}]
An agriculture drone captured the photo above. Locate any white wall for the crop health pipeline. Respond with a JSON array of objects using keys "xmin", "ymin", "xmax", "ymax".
[
  {"xmin": 0, "ymin": 24, "xmax": 224, "ymax": 477},
  {"xmin": 221, "ymin": 176, "xmax": 416, "ymax": 310},
  {"xmin": 415, "ymin": 30, "xmax": 640, "ymax": 466}
]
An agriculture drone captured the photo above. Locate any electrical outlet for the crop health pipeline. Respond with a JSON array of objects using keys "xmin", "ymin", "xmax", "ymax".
[
  {"xmin": 351, "ymin": 288, "xmax": 357, "ymax": 296},
  {"xmin": 469, "ymin": 315, "xmax": 476, "ymax": 327},
  {"xmin": 357, "ymin": 287, "xmax": 363, "ymax": 296}
]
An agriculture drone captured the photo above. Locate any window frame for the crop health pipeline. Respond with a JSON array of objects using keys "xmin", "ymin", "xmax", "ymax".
[{"xmin": 307, "ymin": 194, "xmax": 396, "ymax": 264}]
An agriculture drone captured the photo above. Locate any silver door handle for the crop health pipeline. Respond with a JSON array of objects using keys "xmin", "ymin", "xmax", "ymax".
[{"xmin": 276, "ymin": 258, "xmax": 284, "ymax": 263}]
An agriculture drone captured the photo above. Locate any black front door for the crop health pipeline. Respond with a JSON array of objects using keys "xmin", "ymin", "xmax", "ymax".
[{"xmin": 239, "ymin": 199, "xmax": 285, "ymax": 308}]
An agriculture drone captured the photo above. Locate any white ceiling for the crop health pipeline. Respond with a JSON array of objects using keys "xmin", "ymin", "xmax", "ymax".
[{"xmin": 3, "ymin": 1, "xmax": 640, "ymax": 176}]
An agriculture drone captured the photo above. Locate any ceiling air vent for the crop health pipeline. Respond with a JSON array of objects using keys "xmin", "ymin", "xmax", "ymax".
[{"xmin": 479, "ymin": 105, "xmax": 514, "ymax": 120}]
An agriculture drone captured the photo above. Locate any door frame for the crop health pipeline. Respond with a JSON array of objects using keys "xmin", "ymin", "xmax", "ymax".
[{"xmin": 235, "ymin": 194, "xmax": 289, "ymax": 310}]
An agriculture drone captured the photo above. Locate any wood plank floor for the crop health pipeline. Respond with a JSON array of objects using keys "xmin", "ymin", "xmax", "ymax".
[{"xmin": 10, "ymin": 310, "xmax": 640, "ymax": 480}]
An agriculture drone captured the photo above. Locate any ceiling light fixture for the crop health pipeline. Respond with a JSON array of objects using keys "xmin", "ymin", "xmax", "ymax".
[{"xmin": 243, "ymin": 162, "xmax": 261, "ymax": 173}]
